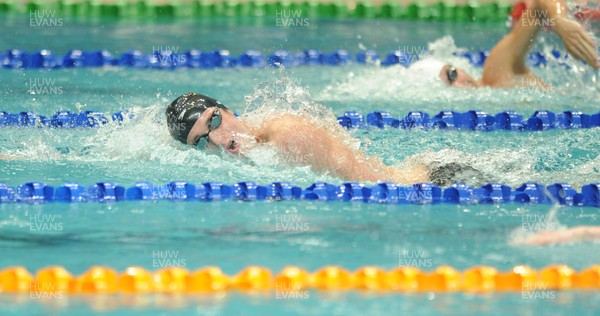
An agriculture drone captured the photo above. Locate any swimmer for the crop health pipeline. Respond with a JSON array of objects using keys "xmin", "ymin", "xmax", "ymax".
[
  {"xmin": 166, "ymin": 92, "xmax": 433, "ymax": 184},
  {"xmin": 518, "ymin": 226, "xmax": 600, "ymax": 245},
  {"xmin": 415, "ymin": 0, "xmax": 599, "ymax": 88}
]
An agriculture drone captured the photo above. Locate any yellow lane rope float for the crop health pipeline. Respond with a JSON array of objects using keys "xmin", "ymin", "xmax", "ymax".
[{"xmin": 1, "ymin": 265, "xmax": 599, "ymax": 294}]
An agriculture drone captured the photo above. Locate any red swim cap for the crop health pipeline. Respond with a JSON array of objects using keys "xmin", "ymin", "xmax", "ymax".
[
  {"xmin": 574, "ymin": 7, "xmax": 600, "ymax": 21},
  {"xmin": 511, "ymin": 1, "xmax": 528, "ymax": 23}
]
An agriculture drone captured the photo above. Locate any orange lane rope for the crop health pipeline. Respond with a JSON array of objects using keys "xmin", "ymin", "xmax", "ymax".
[{"xmin": 1, "ymin": 265, "xmax": 599, "ymax": 294}]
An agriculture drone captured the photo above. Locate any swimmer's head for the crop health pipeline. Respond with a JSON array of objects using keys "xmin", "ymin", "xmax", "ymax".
[
  {"xmin": 166, "ymin": 92, "xmax": 229, "ymax": 144},
  {"xmin": 410, "ymin": 59, "xmax": 479, "ymax": 88},
  {"xmin": 438, "ymin": 64, "xmax": 480, "ymax": 88},
  {"xmin": 166, "ymin": 92, "xmax": 250, "ymax": 155}
]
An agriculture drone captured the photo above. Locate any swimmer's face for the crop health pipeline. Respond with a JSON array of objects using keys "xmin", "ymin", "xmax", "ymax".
[
  {"xmin": 186, "ymin": 107, "xmax": 252, "ymax": 155},
  {"xmin": 439, "ymin": 64, "xmax": 480, "ymax": 88}
]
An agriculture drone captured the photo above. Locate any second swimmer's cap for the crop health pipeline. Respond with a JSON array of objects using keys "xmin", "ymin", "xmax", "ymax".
[
  {"xmin": 410, "ymin": 58, "xmax": 447, "ymax": 81},
  {"xmin": 166, "ymin": 92, "xmax": 229, "ymax": 144}
]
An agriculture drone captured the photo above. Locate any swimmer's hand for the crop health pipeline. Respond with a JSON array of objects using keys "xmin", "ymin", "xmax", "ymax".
[
  {"xmin": 517, "ymin": 226, "xmax": 600, "ymax": 246},
  {"xmin": 554, "ymin": 17, "xmax": 600, "ymax": 69}
]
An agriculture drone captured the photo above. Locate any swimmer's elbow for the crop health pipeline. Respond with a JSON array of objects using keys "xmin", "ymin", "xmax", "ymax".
[{"xmin": 0, "ymin": 154, "xmax": 19, "ymax": 161}]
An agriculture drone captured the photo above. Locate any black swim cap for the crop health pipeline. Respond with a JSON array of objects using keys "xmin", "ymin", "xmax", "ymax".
[{"xmin": 165, "ymin": 92, "xmax": 229, "ymax": 144}]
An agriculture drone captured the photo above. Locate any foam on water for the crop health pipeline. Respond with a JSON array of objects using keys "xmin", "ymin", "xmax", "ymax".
[
  {"xmin": 242, "ymin": 71, "xmax": 361, "ymax": 146},
  {"xmin": 1, "ymin": 67, "xmax": 600, "ymax": 187},
  {"xmin": 0, "ymin": 74, "xmax": 353, "ymax": 184},
  {"xmin": 318, "ymin": 36, "xmax": 600, "ymax": 111}
]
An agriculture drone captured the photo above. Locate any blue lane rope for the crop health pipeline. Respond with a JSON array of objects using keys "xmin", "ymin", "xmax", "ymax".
[
  {"xmin": 0, "ymin": 110, "xmax": 133, "ymax": 128},
  {"xmin": 0, "ymin": 181, "xmax": 599, "ymax": 206},
  {"xmin": 338, "ymin": 110, "xmax": 600, "ymax": 131},
  {"xmin": 1, "ymin": 109, "xmax": 599, "ymax": 131},
  {"xmin": 1, "ymin": 48, "xmax": 563, "ymax": 69}
]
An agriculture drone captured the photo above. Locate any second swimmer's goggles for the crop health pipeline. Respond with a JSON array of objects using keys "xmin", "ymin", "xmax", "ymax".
[
  {"xmin": 195, "ymin": 108, "xmax": 222, "ymax": 149},
  {"xmin": 446, "ymin": 65, "xmax": 458, "ymax": 85}
]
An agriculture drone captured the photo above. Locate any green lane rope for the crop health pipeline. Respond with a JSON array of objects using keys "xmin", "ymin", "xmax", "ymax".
[{"xmin": 0, "ymin": 0, "xmax": 513, "ymax": 22}]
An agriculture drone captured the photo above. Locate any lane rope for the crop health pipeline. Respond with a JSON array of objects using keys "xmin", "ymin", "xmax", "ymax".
[
  {"xmin": 2, "ymin": 110, "xmax": 600, "ymax": 131},
  {"xmin": 0, "ymin": 110, "xmax": 132, "ymax": 128},
  {"xmin": 2, "ymin": 1, "xmax": 597, "ymax": 23},
  {"xmin": 338, "ymin": 110, "xmax": 600, "ymax": 131},
  {"xmin": 1, "ymin": 0, "xmax": 514, "ymax": 22},
  {"xmin": 1, "ymin": 265, "xmax": 599, "ymax": 294},
  {"xmin": 1, "ymin": 48, "xmax": 569, "ymax": 69},
  {"xmin": 1, "ymin": 181, "xmax": 599, "ymax": 207}
]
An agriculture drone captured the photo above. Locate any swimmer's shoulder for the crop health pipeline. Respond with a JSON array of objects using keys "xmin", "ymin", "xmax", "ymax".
[
  {"xmin": 263, "ymin": 114, "xmax": 311, "ymax": 129},
  {"xmin": 260, "ymin": 114, "xmax": 315, "ymax": 141}
]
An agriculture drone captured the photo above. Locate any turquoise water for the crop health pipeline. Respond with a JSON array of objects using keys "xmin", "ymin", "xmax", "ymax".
[
  {"xmin": 2, "ymin": 202, "xmax": 600, "ymax": 274},
  {"xmin": 1, "ymin": 14, "xmax": 600, "ymax": 315},
  {"xmin": 2, "ymin": 291, "xmax": 599, "ymax": 315},
  {"xmin": 1, "ymin": 202, "xmax": 600, "ymax": 315}
]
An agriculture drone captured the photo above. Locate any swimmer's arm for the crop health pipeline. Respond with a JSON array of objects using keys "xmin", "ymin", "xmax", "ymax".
[
  {"xmin": 519, "ymin": 226, "xmax": 600, "ymax": 245},
  {"xmin": 265, "ymin": 115, "xmax": 428, "ymax": 183},
  {"xmin": 482, "ymin": 0, "xmax": 543, "ymax": 86},
  {"xmin": 265, "ymin": 115, "xmax": 384, "ymax": 182},
  {"xmin": 545, "ymin": 0, "xmax": 599, "ymax": 68}
]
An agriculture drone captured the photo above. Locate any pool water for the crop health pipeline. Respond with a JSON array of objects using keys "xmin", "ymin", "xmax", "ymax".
[
  {"xmin": 1, "ymin": 14, "xmax": 600, "ymax": 316},
  {"xmin": 1, "ymin": 202, "xmax": 600, "ymax": 315}
]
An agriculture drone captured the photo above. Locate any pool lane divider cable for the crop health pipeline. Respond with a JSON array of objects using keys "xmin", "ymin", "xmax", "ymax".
[
  {"xmin": 0, "ymin": 48, "xmax": 563, "ymax": 69},
  {"xmin": 0, "ymin": 110, "xmax": 132, "ymax": 128},
  {"xmin": 1, "ymin": 265, "xmax": 599, "ymax": 294},
  {"xmin": 338, "ymin": 110, "xmax": 600, "ymax": 131},
  {"xmin": 1, "ymin": 181, "xmax": 600, "ymax": 207},
  {"xmin": 1, "ymin": 109, "xmax": 599, "ymax": 131},
  {"xmin": 3, "ymin": 1, "xmax": 599, "ymax": 23},
  {"xmin": 1, "ymin": 0, "xmax": 514, "ymax": 22}
]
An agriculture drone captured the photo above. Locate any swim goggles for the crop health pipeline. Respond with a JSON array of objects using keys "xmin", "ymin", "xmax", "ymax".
[
  {"xmin": 195, "ymin": 108, "xmax": 222, "ymax": 149},
  {"xmin": 446, "ymin": 65, "xmax": 458, "ymax": 85}
]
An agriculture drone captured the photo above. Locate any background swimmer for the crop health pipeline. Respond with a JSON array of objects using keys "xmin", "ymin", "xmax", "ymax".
[{"xmin": 411, "ymin": 0, "xmax": 599, "ymax": 88}]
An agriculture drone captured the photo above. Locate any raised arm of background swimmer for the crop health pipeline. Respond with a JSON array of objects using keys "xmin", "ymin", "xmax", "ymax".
[
  {"xmin": 482, "ymin": 0, "xmax": 599, "ymax": 87},
  {"xmin": 542, "ymin": 0, "xmax": 599, "ymax": 67},
  {"xmin": 260, "ymin": 115, "xmax": 429, "ymax": 184},
  {"xmin": 482, "ymin": 0, "xmax": 542, "ymax": 87}
]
